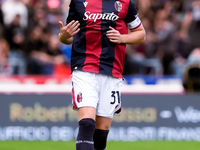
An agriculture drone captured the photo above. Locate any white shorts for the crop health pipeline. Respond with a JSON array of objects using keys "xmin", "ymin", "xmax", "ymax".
[{"xmin": 71, "ymin": 70, "xmax": 122, "ymax": 118}]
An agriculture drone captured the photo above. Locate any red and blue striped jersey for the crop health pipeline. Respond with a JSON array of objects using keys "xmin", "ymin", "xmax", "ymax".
[{"xmin": 67, "ymin": 0, "xmax": 141, "ymax": 78}]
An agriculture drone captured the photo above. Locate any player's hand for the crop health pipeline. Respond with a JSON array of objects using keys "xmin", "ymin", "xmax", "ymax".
[
  {"xmin": 106, "ymin": 26, "xmax": 122, "ymax": 44},
  {"xmin": 58, "ymin": 20, "xmax": 80, "ymax": 41}
]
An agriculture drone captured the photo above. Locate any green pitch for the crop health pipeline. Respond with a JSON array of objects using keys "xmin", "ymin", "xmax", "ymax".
[{"xmin": 0, "ymin": 141, "xmax": 200, "ymax": 150}]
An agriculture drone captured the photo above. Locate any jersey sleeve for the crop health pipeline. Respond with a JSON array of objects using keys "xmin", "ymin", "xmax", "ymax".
[
  {"xmin": 66, "ymin": 0, "xmax": 78, "ymax": 24},
  {"xmin": 124, "ymin": 0, "xmax": 141, "ymax": 30}
]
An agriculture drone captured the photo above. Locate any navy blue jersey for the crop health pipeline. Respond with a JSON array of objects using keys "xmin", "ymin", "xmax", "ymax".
[{"xmin": 67, "ymin": 0, "xmax": 141, "ymax": 78}]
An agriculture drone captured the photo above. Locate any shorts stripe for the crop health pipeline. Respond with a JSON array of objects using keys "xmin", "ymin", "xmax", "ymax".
[
  {"xmin": 115, "ymin": 107, "xmax": 121, "ymax": 114},
  {"xmin": 72, "ymin": 87, "xmax": 77, "ymax": 109}
]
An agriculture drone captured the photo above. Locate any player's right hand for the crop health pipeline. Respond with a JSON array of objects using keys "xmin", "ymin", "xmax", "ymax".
[
  {"xmin": 106, "ymin": 26, "xmax": 122, "ymax": 44},
  {"xmin": 58, "ymin": 20, "xmax": 80, "ymax": 41}
]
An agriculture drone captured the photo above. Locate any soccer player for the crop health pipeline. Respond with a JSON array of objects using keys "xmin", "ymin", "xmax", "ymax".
[{"xmin": 58, "ymin": 0, "xmax": 145, "ymax": 150}]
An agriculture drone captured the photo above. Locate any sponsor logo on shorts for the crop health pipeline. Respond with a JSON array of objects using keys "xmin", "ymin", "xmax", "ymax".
[{"xmin": 77, "ymin": 92, "xmax": 83, "ymax": 103}]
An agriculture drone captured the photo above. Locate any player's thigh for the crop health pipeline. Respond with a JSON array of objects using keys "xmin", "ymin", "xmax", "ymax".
[
  {"xmin": 95, "ymin": 115, "xmax": 112, "ymax": 130},
  {"xmin": 78, "ymin": 107, "xmax": 96, "ymax": 121}
]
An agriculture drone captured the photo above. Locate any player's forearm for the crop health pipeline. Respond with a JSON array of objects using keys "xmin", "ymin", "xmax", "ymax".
[
  {"xmin": 121, "ymin": 24, "xmax": 146, "ymax": 45},
  {"xmin": 121, "ymin": 30, "xmax": 146, "ymax": 45}
]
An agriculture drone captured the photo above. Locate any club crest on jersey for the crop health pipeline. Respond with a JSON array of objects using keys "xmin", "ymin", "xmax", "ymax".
[
  {"xmin": 77, "ymin": 92, "xmax": 83, "ymax": 103},
  {"xmin": 115, "ymin": 1, "xmax": 122, "ymax": 12}
]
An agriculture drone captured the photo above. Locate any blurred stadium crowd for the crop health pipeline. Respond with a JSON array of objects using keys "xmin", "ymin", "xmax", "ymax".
[{"xmin": 0, "ymin": 0, "xmax": 200, "ymax": 77}]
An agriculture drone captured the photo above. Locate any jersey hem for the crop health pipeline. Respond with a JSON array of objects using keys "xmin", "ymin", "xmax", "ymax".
[{"xmin": 72, "ymin": 68, "xmax": 123, "ymax": 79}]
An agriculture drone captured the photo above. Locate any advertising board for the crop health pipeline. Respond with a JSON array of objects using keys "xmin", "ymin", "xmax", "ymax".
[{"xmin": 0, "ymin": 94, "xmax": 200, "ymax": 141}]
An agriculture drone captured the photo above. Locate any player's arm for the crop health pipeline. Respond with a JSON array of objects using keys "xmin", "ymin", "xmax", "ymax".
[
  {"xmin": 127, "ymin": 24, "xmax": 146, "ymax": 44},
  {"xmin": 58, "ymin": 0, "xmax": 79, "ymax": 44},
  {"xmin": 106, "ymin": 24, "xmax": 146, "ymax": 45},
  {"xmin": 58, "ymin": 20, "xmax": 80, "ymax": 45}
]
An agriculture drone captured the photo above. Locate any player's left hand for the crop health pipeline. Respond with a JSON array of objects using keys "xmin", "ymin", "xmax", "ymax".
[
  {"xmin": 106, "ymin": 26, "xmax": 122, "ymax": 44},
  {"xmin": 58, "ymin": 20, "xmax": 80, "ymax": 43}
]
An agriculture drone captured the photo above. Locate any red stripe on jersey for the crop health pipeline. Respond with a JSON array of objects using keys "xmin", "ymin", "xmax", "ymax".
[
  {"xmin": 112, "ymin": 0, "xmax": 129, "ymax": 77},
  {"xmin": 82, "ymin": 0, "xmax": 102, "ymax": 73}
]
